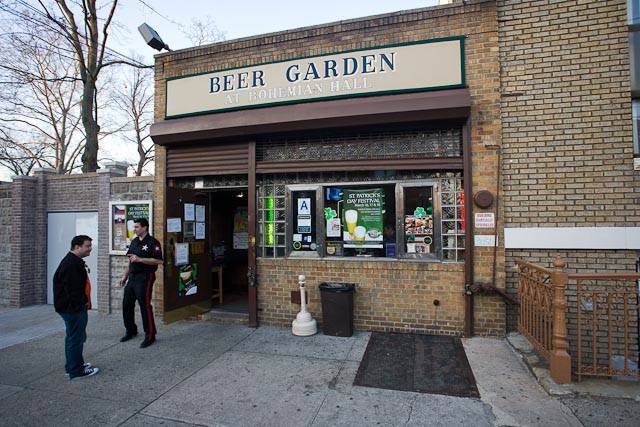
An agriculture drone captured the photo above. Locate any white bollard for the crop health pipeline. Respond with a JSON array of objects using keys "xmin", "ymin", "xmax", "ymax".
[{"xmin": 292, "ymin": 274, "xmax": 317, "ymax": 336}]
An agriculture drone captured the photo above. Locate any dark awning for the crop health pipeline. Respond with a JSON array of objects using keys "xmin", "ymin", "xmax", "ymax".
[{"xmin": 150, "ymin": 88, "xmax": 471, "ymax": 145}]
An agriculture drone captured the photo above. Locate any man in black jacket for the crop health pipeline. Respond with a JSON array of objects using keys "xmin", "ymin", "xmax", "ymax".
[
  {"xmin": 118, "ymin": 218, "xmax": 163, "ymax": 348},
  {"xmin": 53, "ymin": 235, "xmax": 100, "ymax": 379}
]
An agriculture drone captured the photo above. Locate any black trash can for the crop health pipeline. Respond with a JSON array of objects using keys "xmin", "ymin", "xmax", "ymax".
[{"xmin": 319, "ymin": 282, "xmax": 355, "ymax": 337}]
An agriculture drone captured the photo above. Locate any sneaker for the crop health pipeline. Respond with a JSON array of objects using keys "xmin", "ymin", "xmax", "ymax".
[
  {"xmin": 120, "ymin": 332, "xmax": 138, "ymax": 342},
  {"xmin": 65, "ymin": 363, "xmax": 92, "ymax": 378},
  {"xmin": 69, "ymin": 366, "xmax": 99, "ymax": 380},
  {"xmin": 140, "ymin": 337, "xmax": 155, "ymax": 348}
]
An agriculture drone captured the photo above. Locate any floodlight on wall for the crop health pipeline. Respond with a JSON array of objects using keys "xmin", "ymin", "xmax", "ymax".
[{"xmin": 138, "ymin": 23, "xmax": 171, "ymax": 52}]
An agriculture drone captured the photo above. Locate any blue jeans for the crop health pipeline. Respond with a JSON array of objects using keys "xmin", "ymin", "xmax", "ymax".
[{"xmin": 59, "ymin": 308, "xmax": 88, "ymax": 377}]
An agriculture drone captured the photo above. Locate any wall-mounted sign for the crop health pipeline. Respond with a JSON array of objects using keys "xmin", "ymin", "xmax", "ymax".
[
  {"xmin": 474, "ymin": 235, "xmax": 497, "ymax": 247},
  {"xmin": 109, "ymin": 200, "xmax": 153, "ymax": 255},
  {"xmin": 165, "ymin": 37, "xmax": 465, "ymax": 118},
  {"xmin": 474, "ymin": 213, "xmax": 495, "ymax": 229}
]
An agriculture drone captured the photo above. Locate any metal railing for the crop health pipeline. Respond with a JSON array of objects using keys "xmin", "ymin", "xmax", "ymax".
[
  {"xmin": 571, "ymin": 273, "xmax": 640, "ymax": 382},
  {"xmin": 516, "ymin": 258, "xmax": 571, "ymax": 383},
  {"xmin": 516, "ymin": 257, "xmax": 640, "ymax": 383}
]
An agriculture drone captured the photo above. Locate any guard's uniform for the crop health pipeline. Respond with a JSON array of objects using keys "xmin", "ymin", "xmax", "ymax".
[{"xmin": 123, "ymin": 234, "xmax": 163, "ymax": 339}]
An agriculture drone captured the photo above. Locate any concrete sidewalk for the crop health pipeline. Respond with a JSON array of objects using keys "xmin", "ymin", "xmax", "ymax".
[{"xmin": 0, "ymin": 308, "xmax": 636, "ymax": 426}]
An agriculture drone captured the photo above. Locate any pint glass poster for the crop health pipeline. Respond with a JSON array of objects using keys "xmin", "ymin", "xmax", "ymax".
[
  {"xmin": 109, "ymin": 201, "xmax": 153, "ymax": 254},
  {"xmin": 342, "ymin": 188, "xmax": 383, "ymax": 248}
]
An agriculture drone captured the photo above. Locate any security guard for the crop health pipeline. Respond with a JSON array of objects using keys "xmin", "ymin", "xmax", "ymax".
[{"xmin": 118, "ymin": 218, "xmax": 163, "ymax": 348}]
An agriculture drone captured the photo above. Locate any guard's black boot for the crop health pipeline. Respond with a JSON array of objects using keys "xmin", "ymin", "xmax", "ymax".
[
  {"xmin": 140, "ymin": 337, "xmax": 155, "ymax": 348},
  {"xmin": 119, "ymin": 332, "xmax": 137, "ymax": 342}
]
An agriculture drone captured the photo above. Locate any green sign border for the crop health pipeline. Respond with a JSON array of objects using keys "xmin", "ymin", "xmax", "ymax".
[{"xmin": 164, "ymin": 36, "xmax": 466, "ymax": 119}]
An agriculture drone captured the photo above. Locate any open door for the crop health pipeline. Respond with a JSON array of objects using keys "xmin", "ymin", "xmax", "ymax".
[{"xmin": 164, "ymin": 186, "xmax": 212, "ymax": 323}]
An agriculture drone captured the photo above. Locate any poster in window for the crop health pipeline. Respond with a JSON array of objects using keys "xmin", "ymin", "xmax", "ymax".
[
  {"xmin": 233, "ymin": 207, "xmax": 249, "ymax": 249},
  {"xmin": 342, "ymin": 188, "xmax": 384, "ymax": 248},
  {"xmin": 291, "ymin": 191, "xmax": 316, "ymax": 251},
  {"xmin": 177, "ymin": 263, "xmax": 198, "ymax": 296},
  {"xmin": 109, "ymin": 200, "xmax": 152, "ymax": 254}
]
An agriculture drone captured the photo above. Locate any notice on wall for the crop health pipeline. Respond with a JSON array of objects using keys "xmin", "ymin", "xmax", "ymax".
[
  {"xmin": 326, "ymin": 218, "xmax": 341, "ymax": 237},
  {"xmin": 474, "ymin": 213, "xmax": 495, "ymax": 229},
  {"xmin": 342, "ymin": 188, "xmax": 384, "ymax": 248},
  {"xmin": 195, "ymin": 222, "xmax": 205, "ymax": 240},
  {"xmin": 184, "ymin": 203, "xmax": 195, "ymax": 221},
  {"xmin": 110, "ymin": 200, "xmax": 152, "ymax": 254},
  {"xmin": 175, "ymin": 243, "xmax": 189, "ymax": 265},
  {"xmin": 474, "ymin": 235, "xmax": 497, "ymax": 247},
  {"xmin": 195, "ymin": 205, "xmax": 205, "ymax": 222},
  {"xmin": 167, "ymin": 218, "xmax": 182, "ymax": 233}
]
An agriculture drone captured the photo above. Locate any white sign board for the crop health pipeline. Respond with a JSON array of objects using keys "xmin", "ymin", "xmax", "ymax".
[
  {"xmin": 474, "ymin": 235, "xmax": 497, "ymax": 247},
  {"xmin": 474, "ymin": 213, "xmax": 495, "ymax": 229},
  {"xmin": 166, "ymin": 38, "xmax": 464, "ymax": 118},
  {"xmin": 175, "ymin": 243, "xmax": 189, "ymax": 265}
]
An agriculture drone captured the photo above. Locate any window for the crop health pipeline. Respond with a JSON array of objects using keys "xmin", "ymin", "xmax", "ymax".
[
  {"xmin": 631, "ymin": 30, "xmax": 640, "ymax": 95},
  {"xmin": 257, "ymin": 176, "xmax": 465, "ymax": 262},
  {"xmin": 322, "ymin": 184, "xmax": 396, "ymax": 258},
  {"xmin": 257, "ymin": 182, "xmax": 286, "ymax": 258},
  {"xmin": 634, "ymin": 100, "xmax": 640, "ymax": 156},
  {"xmin": 629, "ymin": 0, "xmax": 640, "ymax": 25},
  {"xmin": 288, "ymin": 187, "xmax": 320, "ymax": 257},
  {"xmin": 401, "ymin": 185, "xmax": 437, "ymax": 260}
]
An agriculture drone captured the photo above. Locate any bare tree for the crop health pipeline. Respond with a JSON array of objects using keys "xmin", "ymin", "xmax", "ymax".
[
  {"xmin": 0, "ymin": 19, "xmax": 86, "ymax": 174},
  {"xmin": 0, "ymin": 0, "xmax": 151, "ymax": 173},
  {"xmin": 0, "ymin": 130, "xmax": 47, "ymax": 176},
  {"xmin": 182, "ymin": 15, "xmax": 226, "ymax": 46},
  {"xmin": 112, "ymin": 62, "xmax": 154, "ymax": 176}
]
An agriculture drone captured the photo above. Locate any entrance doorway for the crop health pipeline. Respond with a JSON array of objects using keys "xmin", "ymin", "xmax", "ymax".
[{"xmin": 208, "ymin": 188, "xmax": 249, "ymax": 314}]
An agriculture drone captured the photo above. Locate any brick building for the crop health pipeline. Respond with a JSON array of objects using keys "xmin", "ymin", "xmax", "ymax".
[
  {"xmin": 3, "ymin": 1, "xmax": 637, "ymax": 340},
  {"xmin": 147, "ymin": 0, "xmax": 638, "ymax": 337}
]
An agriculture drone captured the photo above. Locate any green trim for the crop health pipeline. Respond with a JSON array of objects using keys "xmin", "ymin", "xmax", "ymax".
[{"xmin": 164, "ymin": 36, "xmax": 466, "ymax": 120}]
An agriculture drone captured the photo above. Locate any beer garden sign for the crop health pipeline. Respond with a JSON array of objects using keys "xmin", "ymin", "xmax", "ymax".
[{"xmin": 165, "ymin": 37, "xmax": 465, "ymax": 118}]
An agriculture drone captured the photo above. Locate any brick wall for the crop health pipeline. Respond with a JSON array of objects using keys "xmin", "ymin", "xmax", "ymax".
[
  {"xmin": 0, "ymin": 183, "xmax": 12, "ymax": 306},
  {"xmin": 499, "ymin": 0, "xmax": 640, "ymax": 331},
  {"xmin": 154, "ymin": 0, "xmax": 506, "ymax": 336},
  {"xmin": 258, "ymin": 258, "xmax": 465, "ymax": 335},
  {"xmin": 46, "ymin": 173, "xmax": 99, "ymax": 211},
  {"xmin": 0, "ymin": 167, "xmax": 131, "ymax": 310},
  {"xmin": 10, "ymin": 177, "xmax": 38, "ymax": 306}
]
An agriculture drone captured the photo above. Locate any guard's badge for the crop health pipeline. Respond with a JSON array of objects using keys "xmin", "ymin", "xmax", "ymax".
[{"xmin": 142, "ymin": 245, "xmax": 149, "ymax": 251}]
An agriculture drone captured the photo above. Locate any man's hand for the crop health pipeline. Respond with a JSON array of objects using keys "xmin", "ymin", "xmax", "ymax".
[
  {"xmin": 128, "ymin": 254, "xmax": 141, "ymax": 263},
  {"xmin": 118, "ymin": 276, "xmax": 128, "ymax": 287}
]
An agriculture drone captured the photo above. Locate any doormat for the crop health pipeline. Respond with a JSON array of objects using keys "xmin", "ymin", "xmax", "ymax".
[{"xmin": 353, "ymin": 332, "xmax": 479, "ymax": 398}]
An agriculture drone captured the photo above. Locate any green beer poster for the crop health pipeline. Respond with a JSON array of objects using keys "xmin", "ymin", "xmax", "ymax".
[{"xmin": 342, "ymin": 188, "xmax": 384, "ymax": 248}]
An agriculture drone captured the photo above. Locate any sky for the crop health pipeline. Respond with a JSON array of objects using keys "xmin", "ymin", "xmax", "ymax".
[
  {"xmin": 112, "ymin": 0, "xmax": 440, "ymax": 65},
  {"xmin": 1, "ymin": 0, "xmax": 441, "ymax": 180}
]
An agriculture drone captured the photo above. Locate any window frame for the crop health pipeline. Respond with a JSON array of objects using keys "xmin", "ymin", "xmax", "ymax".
[
  {"xmin": 285, "ymin": 184, "xmax": 322, "ymax": 258},
  {"xmin": 396, "ymin": 180, "xmax": 441, "ymax": 261},
  {"xmin": 282, "ymin": 179, "xmax": 455, "ymax": 262}
]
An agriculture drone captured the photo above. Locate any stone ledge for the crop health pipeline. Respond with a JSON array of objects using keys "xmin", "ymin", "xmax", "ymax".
[{"xmin": 507, "ymin": 332, "xmax": 640, "ymax": 400}]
